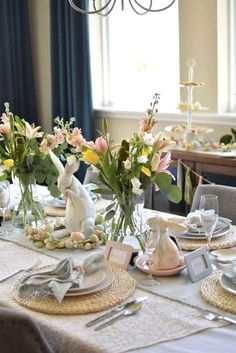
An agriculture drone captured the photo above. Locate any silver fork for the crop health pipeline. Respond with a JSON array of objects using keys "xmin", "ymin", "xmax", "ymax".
[
  {"xmin": 198, "ymin": 308, "xmax": 236, "ymax": 325},
  {"xmin": 0, "ymin": 260, "xmax": 41, "ymax": 283}
]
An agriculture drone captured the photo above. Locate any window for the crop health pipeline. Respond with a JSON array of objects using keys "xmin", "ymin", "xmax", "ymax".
[
  {"xmin": 89, "ymin": 1, "xmax": 179, "ymax": 113},
  {"xmin": 230, "ymin": 0, "xmax": 236, "ymax": 111}
]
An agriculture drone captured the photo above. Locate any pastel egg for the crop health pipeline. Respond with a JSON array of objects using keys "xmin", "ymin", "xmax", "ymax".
[{"xmin": 70, "ymin": 232, "xmax": 85, "ymax": 241}]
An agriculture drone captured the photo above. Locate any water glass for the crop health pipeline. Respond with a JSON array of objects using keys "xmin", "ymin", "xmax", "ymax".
[
  {"xmin": 200, "ymin": 194, "xmax": 219, "ymax": 252},
  {"xmin": 0, "ymin": 181, "xmax": 10, "ymax": 236}
]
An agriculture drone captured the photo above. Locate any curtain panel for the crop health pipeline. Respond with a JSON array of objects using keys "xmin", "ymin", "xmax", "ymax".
[
  {"xmin": 0, "ymin": 0, "xmax": 37, "ymax": 124},
  {"xmin": 50, "ymin": 0, "xmax": 94, "ymax": 181}
]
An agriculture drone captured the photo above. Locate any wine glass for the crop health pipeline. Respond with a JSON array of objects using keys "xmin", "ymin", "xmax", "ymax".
[
  {"xmin": 140, "ymin": 225, "xmax": 160, "ymax": 286},
  {"xmin": 200, "ymin": 194, "xmax": 219, "ymax": 253},
  {"xmin": 0, "ymin": 181, "xmax": 11, "ymax": 236}
]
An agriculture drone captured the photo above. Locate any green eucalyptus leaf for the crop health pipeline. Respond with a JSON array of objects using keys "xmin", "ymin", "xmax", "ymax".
[
  {"xmin": 155, "ymin": 172, "xmax": 172, "ymax": 192},
  {"xmin": 166, "ymin": 184, "xmax": 182, "ymax": 203},
  {"xmin": 48, "ymin": 183, "xmax": 60, "ymax": 197},
  {"xmin": 104, "ymin": 209, "xmax": 116, "ymax": 221},
  {"xmin": 105, "ymin": 201, "xmax": 116, "ymax": 212},
  {"xmin": 91, "ymin": 187, "xmax": 113, "ymax": 195},
  {"xmin": 102, "ymin": 118, "xmax": 108, "ymax": 135}
]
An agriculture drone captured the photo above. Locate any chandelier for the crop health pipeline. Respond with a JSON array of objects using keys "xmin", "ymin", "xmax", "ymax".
[{"xmin": 68, "ymin": 0, "xmax": 176, "ymax": 16}]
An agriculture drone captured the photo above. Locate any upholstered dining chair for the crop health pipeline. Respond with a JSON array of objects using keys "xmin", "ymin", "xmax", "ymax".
[
  {"xmin": 0, "ymin": 306, "xmax": 54, "ymax": 353},
  {"xmin": 190, "ymin": 184, "xmax": 236, "ymax": 225}
]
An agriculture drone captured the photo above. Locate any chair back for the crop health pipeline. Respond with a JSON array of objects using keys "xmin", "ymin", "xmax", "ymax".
[
  {"xmin": 0, "ymin": 306, "xmax": 54, "ymax": 353},
  {"xmin": 191, "ymin": 184, "xmax": 236, "ymax": 225}
]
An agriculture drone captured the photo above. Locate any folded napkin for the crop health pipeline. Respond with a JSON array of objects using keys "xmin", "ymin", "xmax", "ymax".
[
  {"xmin": 218, "ymin": 261, "xmax": 236, "ymax": 284},
  {"xmin": 18, "ymin": 253, "xmax": 104, "ymax": 303}
]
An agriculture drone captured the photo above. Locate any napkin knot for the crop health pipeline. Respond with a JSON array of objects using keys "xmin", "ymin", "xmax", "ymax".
[{"xmin": 18, "ymin": 253, "xmax": 104, "ymax": 303}]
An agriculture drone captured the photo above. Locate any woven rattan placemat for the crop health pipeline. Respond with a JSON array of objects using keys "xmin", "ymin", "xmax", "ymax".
[
  {"xmin": 12, "ymin": 265, "xmax": 136, "ymax": 315},
  {"xmin": 177, "ymin": 226, "xmax": 236, "ymax": 251},
  {"xmin": 201, "ymin": 270, "xmax": 236, "ymax": 314},
  {"xmin": 44, "ymin": 205, "xmax": 65, "ymax": 217}
]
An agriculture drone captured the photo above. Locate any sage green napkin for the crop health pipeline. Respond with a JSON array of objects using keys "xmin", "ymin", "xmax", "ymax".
[{"xmin": 18, "ymin": 253, "xmax": 104, "ymax": 303}]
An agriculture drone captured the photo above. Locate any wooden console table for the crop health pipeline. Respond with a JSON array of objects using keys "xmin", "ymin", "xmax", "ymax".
[
  {"xmin": 161, "ymin": 149, "xmax": 236, "ymax": 216},
  {"xmin": 170, "ymin": 149, "xmax": 236, "ymax": 186}
]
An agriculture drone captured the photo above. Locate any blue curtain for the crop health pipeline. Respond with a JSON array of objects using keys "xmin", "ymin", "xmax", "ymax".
[
  {"xmin": 0, "ymin": 0, "xmax": 37, "ymax": 124},
  {"xmin": 50, "ymin": 0, "xmax": 94, "ymax": 180}
]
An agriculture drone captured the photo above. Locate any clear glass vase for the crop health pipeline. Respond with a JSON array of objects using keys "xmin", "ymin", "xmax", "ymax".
[
  {"xmin": 109, "ymin": 194, "xmax": 144, "ymax": 245},
  {"xmin": 12, "ymin": 179, "xmax": 44, "ymax": 229}
]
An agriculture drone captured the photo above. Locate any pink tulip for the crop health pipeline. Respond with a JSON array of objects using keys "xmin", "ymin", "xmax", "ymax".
[
  {"xmin": 156, "ymin": 151, "xmax": 171, "ymax": 173},
  {"xmin": 0, "ymin": 114, "xmax": 10, "ymax": 135},
  {"xmin": 0, "ymin": 123, "xmax": 10, "ymax": 135},
  {"xmin": 94, "ymin": 136, "xmax": 108, "ymax": 155}
]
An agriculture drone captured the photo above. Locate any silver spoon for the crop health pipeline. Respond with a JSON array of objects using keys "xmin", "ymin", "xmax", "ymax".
[{"xmin": 95, "ymin": 302, "xmax": 143, "ymax": 331}]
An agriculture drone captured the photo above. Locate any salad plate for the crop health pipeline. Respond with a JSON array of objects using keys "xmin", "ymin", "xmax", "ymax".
[
  {"xmin": 176, "ymin": 218, "xmax": 231, "ymax": 240},
  {"xmin": 65, "ymin": 268, "xmax": 114, "ymax": 296},
  {"xmin": 220, "ymin": 274, "xmax": 236, "ymax": 295},
  {"xmin": 68, "ymin": 268, "xmax": 105, "ymax": 292}
]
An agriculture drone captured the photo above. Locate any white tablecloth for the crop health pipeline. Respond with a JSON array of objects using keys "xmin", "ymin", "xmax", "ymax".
[{"xmin": 0, "ymin": 209, "xmax": 235, "ymax": 352}]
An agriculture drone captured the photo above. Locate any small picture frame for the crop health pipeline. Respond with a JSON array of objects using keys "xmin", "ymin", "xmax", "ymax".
[
  {"xmin": 104, "ymin": 240, "xmax": 134, "ymax": 270},
  {"xmin": 184, "ymin": 247, "xmax": 213, "ymax": 283}
]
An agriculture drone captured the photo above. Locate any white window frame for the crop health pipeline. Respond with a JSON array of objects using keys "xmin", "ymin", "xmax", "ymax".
[
  {"xmin": 89, "ymin": 0, "xmax": 236, "ymax": 127},
  {"xmin": 229, "ymin": 0, "xmax": 236, "ymax": 111}
]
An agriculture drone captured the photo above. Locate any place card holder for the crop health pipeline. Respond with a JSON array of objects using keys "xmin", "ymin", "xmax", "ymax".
[
  {"xmin": 184, "ymin": 247, "xmax": 213, "ymax": 283},
  {"xmin": 104, "ymin": 240, "xmax": 134, "ymax": 270}
]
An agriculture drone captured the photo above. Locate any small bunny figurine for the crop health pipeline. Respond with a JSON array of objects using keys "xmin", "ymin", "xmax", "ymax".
[
  {"xmin": 147, "ymin": 216, "xmax": 186, "ymax": 270},
  {"xmin": 49, "ymin": 150, "xmax": 95, "ymax": 239}
]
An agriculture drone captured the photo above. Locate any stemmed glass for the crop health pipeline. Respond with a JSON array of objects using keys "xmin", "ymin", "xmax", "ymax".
[
  {"xmin": 0, "ymin": 181, "xmax": 11, "ymax": 236},
  {"xmin": 200, "ymin": 194, "xmax": 219, "ymax": 253},
  {"xmin": 140, "ymin": 225, "xmax": 160, "ymax": 286}
]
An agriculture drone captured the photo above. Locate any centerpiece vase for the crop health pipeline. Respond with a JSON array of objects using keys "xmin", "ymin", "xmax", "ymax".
[
  {"xmin": 12, "ymin": 177, "xmax": 44, "ymax": 229},
  {"xmin": 110, "ymin": 194, "xmax": 143, "ymax": 244}
]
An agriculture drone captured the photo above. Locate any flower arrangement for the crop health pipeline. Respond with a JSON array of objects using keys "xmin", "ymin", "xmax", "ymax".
[
  {"xmin": 0, "ymin": 95, "xmax": 181, "ymax": 246},
  {"xmin": 76, "ymin": 94, "xmax": 181, "ymax": 242},
  {"xmin": 0, "ymin": 103, "xmax": 70, "ymax": 226},
  {"xmin": 36, "ymin": 94, "xmax": 181, "ymax": 244}
]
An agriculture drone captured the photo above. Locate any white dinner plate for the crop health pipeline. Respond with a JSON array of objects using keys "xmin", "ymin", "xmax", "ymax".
[
  {"xmin": 211, "ymin": 249, "xmax": 236, "ymax": 263},
  {"xmin": 68, "ymin": 269, "xmax": 105, "ymax": 292},
  {"xmin": 65, "ymin": 268, "xmax": 114, "ymax": 296},
  {"xmin": 44, "ymin": 196, "xmax": 66, "ymax": 208},
  {"xmin": 220, "ymin": 274, "xmax": 236, "ymax": 295}
]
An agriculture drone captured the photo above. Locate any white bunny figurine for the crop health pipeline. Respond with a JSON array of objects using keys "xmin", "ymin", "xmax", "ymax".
[{"xmin": 49, "ymin": 150, "xmax": 95, "ymax": 239}]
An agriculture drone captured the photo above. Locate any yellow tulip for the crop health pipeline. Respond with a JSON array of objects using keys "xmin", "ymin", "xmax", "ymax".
[
  {"xmin": 3, "ymin": 159, "xmax": 14, "ymax": 168},
  {"xmin": 141, "ymin": 166, "xmax": 151, "ymax": 177},
  {"xmin": 151, "ymin": 153, "xmax": 160, "ymax": 171},
  {"xmin": 82, "ymin": 150, "xmax": 100, "ymax": 165},
  {"xmin": 142, "ymin": 146, "xmax": 152, "ymax": 156}
]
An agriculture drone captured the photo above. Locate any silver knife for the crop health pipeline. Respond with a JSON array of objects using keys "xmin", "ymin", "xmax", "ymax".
[{"xmin": 85, "ymin": 297, "xmax": 147, "ymax": 327}]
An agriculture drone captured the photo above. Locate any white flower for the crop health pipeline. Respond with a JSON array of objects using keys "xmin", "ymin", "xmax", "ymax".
[
  {"xmin": 143, "ymin": 133, "xmax": 155, "ymax": 145},
  {"xmin": 137, "ymin": 155, "xmax": 148, "ymax": 164},
  {"xmin": 0, "ymin": 165, "xmax": 7, "ymax": 177},
  {"xmin": 133, "ymin": 188, "xmax": 143, "ymax": 196},
  {"xmin": 123, "ymin": 159, "xmax": 132, "ymax": 169},
  {"xmin": 131, "ymin": 177, "xmax": 143, "ymax": 195},
  {"xmin": 67, "ymin": 155, "xmax": 77, "ymax": 166},
  {"xmin": 90, "ymin": 165, "xmax": 99, "ymax": 174},
  {"xmin": 24, "ymin": 120, "xmax": 43, "ymax": 139}
]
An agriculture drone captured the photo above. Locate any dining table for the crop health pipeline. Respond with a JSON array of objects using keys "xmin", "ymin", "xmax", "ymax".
[{"xmin": 0, "ymin": 191, "xmax": 235, "ymax": 353}]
